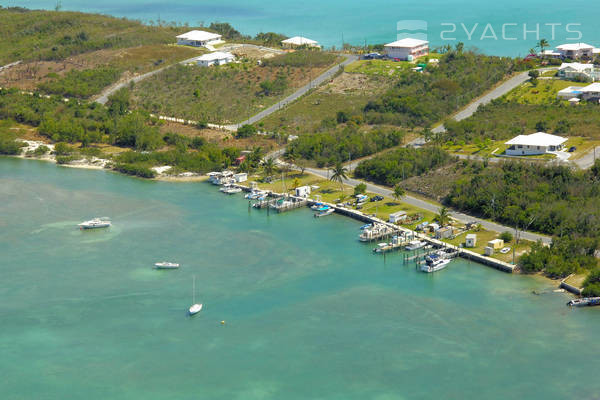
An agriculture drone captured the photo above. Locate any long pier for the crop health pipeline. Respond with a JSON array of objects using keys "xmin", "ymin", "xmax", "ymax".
[{"xmin": 230, "ymin": 182, "xmax": 516, "ymax": 273}]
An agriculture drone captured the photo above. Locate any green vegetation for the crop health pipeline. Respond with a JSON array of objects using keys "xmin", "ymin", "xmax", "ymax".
[
  {"xmin": 263, "ymin": 50, "xmax": 338, "ymax": 68},
  {"xmin": 132, "ymin": 58, "xmax": 335, "ymax": 123},
  {"xmin": 286, "ymin": 126, "xmax": 404, "ymax": 167},
  {"xmin": 444, "ymin": 101, "xmax": 600, "ymax": 143},
  {"xmin": 503, "ymin": 80, "xmax": 583, "ymax": 105},
  {"xmin": 0, "ymin": 126, "xmax": 25, "ymax": 154},
  {"xmin": 38, "ymin": 68, "xmax": 121, "ymax": 98},
  {"xmin": 345, "ymin": 59, "xmax": 412, "ymax": 77},
  {"xmin": 0, "ymin": 7, "xmax": 189, "ymax": 64},
  {"xmin": 354, "ymin": 147, "xmax": 456, "ymax": 186},
  {"xmin": 362, "ymin": 48, "xmax": 517, "ymax": 127}
]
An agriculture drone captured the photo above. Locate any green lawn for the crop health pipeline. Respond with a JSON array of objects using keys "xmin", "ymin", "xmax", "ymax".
[
  {"xmin": 504, "ymin": 79, "xmax": 585, "ymax": 105},
  {"xmin": 260, "ymin": 73, "xmax": 391, "ymax": 133},
  {"xmin": 345, "ymin": 59, "xmax": 412, "ymax": 77}
]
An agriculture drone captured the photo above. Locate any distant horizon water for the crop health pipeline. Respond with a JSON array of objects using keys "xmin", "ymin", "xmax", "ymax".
[{"xmin": 4, "ymin": 0, "xmax": 599, "ymax": 56}]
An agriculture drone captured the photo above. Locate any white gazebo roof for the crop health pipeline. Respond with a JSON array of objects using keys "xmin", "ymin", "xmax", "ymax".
[
  {"xmin": 196, "ymin": 51, "xmax": 234, "ymax": 61},
  {"xmin": 281, "ymin": 36, "xmax": 318, "ymax": 46},
  {"xmin": 505, "ymin": 132, "xmax": 567, "ymax": 147},
  {"xmin": 177, "ymin": 30, "xmax": 222, "ymax": 42},
  {"xmin": 556, "ymin": 43, "xmax": 595, "ymax": 51},
  {"xmin": 384, "ymin": 38, "xmax": 429, "ymax": 48}
]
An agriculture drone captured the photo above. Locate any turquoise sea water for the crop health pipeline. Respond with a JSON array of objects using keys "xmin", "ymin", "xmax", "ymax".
[
  {"xmin": 6, "ymin": 0, "xmax": 599, "ymax": 56},
  {"xmin": 2, "ymin": 157, "xmax": 600, "ymax": 399}
]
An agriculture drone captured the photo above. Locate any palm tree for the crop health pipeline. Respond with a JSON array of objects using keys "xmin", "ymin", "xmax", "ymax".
[
  {"xmin": 262, "ymin": 158, "xmax": 276, "ymax": 179},
  {"xmin": 435, "ymin": 206, "xmax": 450, "ymax": 227},
  {"xmin": 329, "ymin": 162, "xmax": 348, "ymax": 193},
  {"xmin": 393, "ymin": 185, "xmax": 405, "ymax": 201},
  {"xmin": 537, "ymin": 39, "xmax": 549, "ymax": 57}
]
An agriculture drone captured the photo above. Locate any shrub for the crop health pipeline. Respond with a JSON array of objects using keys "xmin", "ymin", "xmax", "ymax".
[
  {"xmin": 500, "ymin": 231, "xmax": 513, "ymax": 243},
  {"xmin": 236, "ymin": 124, "xmax": 257, "ymax": 138}
]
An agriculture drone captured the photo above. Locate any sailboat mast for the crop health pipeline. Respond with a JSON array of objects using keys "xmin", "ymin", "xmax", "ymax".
[{"xmin": 192, "ymin": 276, "xmax": 196, "ymax": 304}]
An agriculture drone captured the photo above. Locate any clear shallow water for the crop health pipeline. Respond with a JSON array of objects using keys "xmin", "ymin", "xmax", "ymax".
[
  {"xmin": 7, "ymin": 0, "xmax": 599, "ymax": 56},
  {"xmin": 1, "ymin": 157, "xmax": 600, "ymax": 399}
]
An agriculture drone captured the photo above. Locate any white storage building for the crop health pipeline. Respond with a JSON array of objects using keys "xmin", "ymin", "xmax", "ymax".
[
  {"xmin": 384, "ymin": 38, "xmax": 429, "ymax": 61},
  {"xmin": 389, "ymin": 211, "xmax": 407, "ymax": 223},
  {"xmin": 505, "ymin": 132, "xmax": 567, "ymax": 156},
  {"xmin": 176, "ymin": 30, "xmax": 222, "ymax": 47},
  {"xmin": 281, "ymin": 36, "xmax": 320, "ymax": 49}
]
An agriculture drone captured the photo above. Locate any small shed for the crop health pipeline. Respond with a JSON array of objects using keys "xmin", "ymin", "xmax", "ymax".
[
  {"xmin": 428, "ymin": 223, "xmax": 441, "ymax": 233},
  {"xmin": 488, "ymin": 239, "xmax": 504, "ymax": 250},
  {"xmin": 435, "ymin": 226, "xmax": 454, "ymax": 239},
  {"xmin": 234, "ymin": 155, "xmax": 246, "ymax": 165},
  {"xmin": 484, "ymin": 246, "xmax": 495, "ymax": 256},
  {"xmin": 295, "ymin": 186, "xmax": 311, "ymax": 197},
  {"xmin": 389, "ymin": 211, "xmax": 407, "ymax": 223},
  {"xmin": 465, "ymin": 234, "xmax": 477, "ymax": 248},
  {"xmin": 233, "ymin": 173, "xmax": 248, "ymax": 183}
]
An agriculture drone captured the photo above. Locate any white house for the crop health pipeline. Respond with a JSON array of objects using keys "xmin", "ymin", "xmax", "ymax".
[
  {"xmin": 558, "ymin": 62, "xmax": 598, "ymax": 81},
  {"xmin": 556, "ymin": 43, "xmax": 595, "ymax": 59},
  {"xmin": 281, "ymin": 36, "xmax": 320, "ymax": 49},
  {"xmin": 295, "ymin": 186, "xmax": 312, "ymax": 197},
  {"xmin": 176, "ymin": 30, "xmax": 222, "ymax": 47},
  {"xmin": 195, "ymin": 52, "xmax": 235, "ymax": 67},
  {"xmin": 384, "ymin": 38, "xmax": 429, "ymax": 61},
  {"xmin": 579, "ymin": 83, "xmax": 600, "ymax": 102},
  {"xmin": 505, "ymin": 132, "xmax": 567, "ymax": 156}
]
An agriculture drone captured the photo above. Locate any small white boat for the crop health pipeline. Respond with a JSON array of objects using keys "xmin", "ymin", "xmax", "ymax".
[
  {"xmin": 405, "ymin": 240, "xmax": 427, "ymax": 251},
  {"xmin": 373, "ymin": 243, "xmax": 389, "ymax": 253},
  {"xmin": 78, "ymin": 218, "xmax": 111, "ymax": 229},
  {"xmin": 222, "ymin": 186, "xmax": 242, "ymax": 195},
  {"xmin": 154, "ymin": 262, "xmax": 180, "ymax": 269},
  {"xmin": 420, "ymin": 254, "xmax": 451, "ymax": 273},
  {"xmin": 189, "ymin": 276, "xmax": 203, "ymax": 316},
  {"xmin": 314, "ymin": 208, "xmax": 335, "ymax": 218}
]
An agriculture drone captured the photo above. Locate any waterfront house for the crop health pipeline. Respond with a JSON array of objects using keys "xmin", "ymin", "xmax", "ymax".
[
  {"xmin": 281, "ymin": 36, "xmax": 320, "ymax": 49},
  {"xmin": 558, "ymin": 62, "xmax": 598, "ymax": 81},
  {"xmin": 579, "ymin": 83, "xmax": 600, "ymax": 102},
  {"xmin": 176, "ymin": 30, "xmax": 222, "ymax": 47},
  {"xmin": 556, "ymin": 43, "xmax": 595, "ymax": 59},
  {"xmin": 466, "ymin": 234, "xmax": 477, "ymax": 248},
  {"xmin": 505, "ymin": 132, "xmax": 567, "ymax": 156},
  {"xmin": 384, "ymin": 38, "xmax": 429, "ymax": 61},
  {"xmin": 389, "ymin": 211, "xmax": 407, "ymax": 224},
  {"xmin": 195, "ymin": 52, "xmax": 235, "ymax": 67}
]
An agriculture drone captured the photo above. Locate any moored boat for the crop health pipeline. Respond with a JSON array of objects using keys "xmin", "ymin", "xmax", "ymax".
[
  {"xmin": 189, "ymin": 276, "xmax": 203, "ymax": 316},
  {"xmin": 314, "ymin": 208, "xmax": 335, "ymax": 218},
  {"xmin": 78, "ymin": 218, "xmax": 111, "ymax": 230},
  {"xmin": 567, "ymin": 297, "xmax": 600, "ymax": 307},
  {"xmin": 154, "ymin": 262, "xmax": 180, "ymax": 269},
  {"xmin": 405, "ymin": 240, "xmax": 427, "ymax": 251},
  {"xmin": 420, "ymin": 254, "xmax": 451, "ymax": 273}
]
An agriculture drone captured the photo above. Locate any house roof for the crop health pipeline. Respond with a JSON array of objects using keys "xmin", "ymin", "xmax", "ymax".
[
  {"xmin": 580, "ymin": 83, "xmax": 600, "ymax": 92},
  {"xmin": 559, "ymin": 62, "xmax": 594, "ymax": 72},
  {"xmin": 384, "ymin": 38, "xmax": 429, "ymax": 48},
  {"xmin": 196, "ymin": 51, "xmax": 234, "ymax": 61},
  {"xmin": 594, "ymin": 48, "xmax": 600, "ymax": 54},
  {"xmin": 556, "ymin": 43, "xmax": 595, "ymax": 51},
  {"xmin": 176, "ymin": 30, "xmax": 222, "ymax": 42},
  {"xmin": 281, "ymin": 36, "xmax": 318, "ymax": 46},
  {"xmin": 505, "ymin": 132, "xmax": 567, "ymax": 147}
]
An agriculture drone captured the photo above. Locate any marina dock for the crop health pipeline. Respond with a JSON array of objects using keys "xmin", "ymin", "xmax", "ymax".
[{"xmin": 226, "ymin": 180, "xmax": 516, "ymax": 273}]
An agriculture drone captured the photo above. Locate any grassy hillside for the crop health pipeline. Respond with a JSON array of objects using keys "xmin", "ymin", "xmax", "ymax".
[{"xmin": 0, "ymin": 7, "xmax": 192, "ymax": 64}]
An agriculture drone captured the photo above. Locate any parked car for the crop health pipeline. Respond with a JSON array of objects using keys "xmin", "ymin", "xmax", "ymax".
[
  {"xmin": 370, "ymin": 195, "xmax": 384, "ymax": 202},
  {"xmin": 568, "ymin": 146, "xmax": 577, "ymax": 152},
  {"xmin": 500, "ymin": 247, "xmax": 511, "ymax": 254}
]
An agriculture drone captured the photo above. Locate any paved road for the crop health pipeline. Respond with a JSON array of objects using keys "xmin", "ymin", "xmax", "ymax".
[
  {"xmin": 301, "ymin": 165, "xmax": 552, "ymax": 244},
  {"xmin": 573, "ymin": 146, "xmax": 600, "ymax": 169},
  {"xmin": 95, "ymin": 55, "xmax": 201, "ymax": 105}
]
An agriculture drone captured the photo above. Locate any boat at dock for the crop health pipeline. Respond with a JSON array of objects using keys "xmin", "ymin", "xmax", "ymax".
[
  {"xmin": 405, "ymin": 240, "xmax": 427, "ymax": 251},
  {"xmin": 314, "ymin": 208, "xmax": 335, "ymax": 218},
  {"xmin": 420, "ymin": 253, "xmax": 451, "ymax": 273},
  {"xmin": 567, "ymin": 297, "xmax": 600, "ymax": 307},
  {"xmin": 78, "ymin": 217, "xmax": 111, "ymax": 230},
  {"xmin": 359, "ymin": 223, "xmax": 396, "ymax": 242},
  {"xmin": 154, "ymin": 262, "xmax": 180, "ymax": 269}
]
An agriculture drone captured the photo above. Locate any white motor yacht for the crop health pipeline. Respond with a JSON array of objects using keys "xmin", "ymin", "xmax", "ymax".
[{"xmin": 78, "ymin": 218, "xmax": 111, "ymax": 230}]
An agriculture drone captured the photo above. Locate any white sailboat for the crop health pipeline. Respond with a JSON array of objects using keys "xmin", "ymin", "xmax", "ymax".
[{"xmin": 189, "ymin": 276, "xmax": 203, "ymax": 316}]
